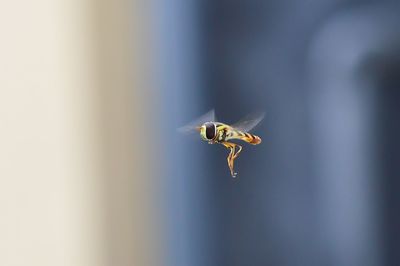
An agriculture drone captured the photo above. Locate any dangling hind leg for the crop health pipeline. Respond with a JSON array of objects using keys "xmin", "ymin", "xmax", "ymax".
[
  {"xmin": 222, "ymin": 142, "xmax": 235, "ymax": 177},
  {"xmin": 222, "ymin": 142, "xmax": 243, "ymax": 177},
  {"xmin": 233, "ymin": 144, "xmax": 242, "ymax": 159},
  {"xmin": 231, "ymin": 144, "xmax": 242, "ymax": 177}
]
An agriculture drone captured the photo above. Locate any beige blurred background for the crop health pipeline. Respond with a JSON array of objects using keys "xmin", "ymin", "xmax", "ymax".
[{"xmin": 0, "ymin": 0, "xmax": 161, "ymax": 266}]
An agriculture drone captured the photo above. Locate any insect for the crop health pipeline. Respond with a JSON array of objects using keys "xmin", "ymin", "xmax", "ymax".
[{"xmin": 178, "ymin": 109, "xmax": 264, "ymax": 177}]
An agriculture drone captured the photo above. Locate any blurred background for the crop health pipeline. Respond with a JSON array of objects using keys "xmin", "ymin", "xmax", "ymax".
[{"xmin": 1, "ymin": 0, "xmax": 400, "ymax": 266}]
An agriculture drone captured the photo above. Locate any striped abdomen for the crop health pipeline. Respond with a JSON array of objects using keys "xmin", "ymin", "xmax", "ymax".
[{"xmin": 226, "ymin": 128, "xmax": 262, "ymax": 145}]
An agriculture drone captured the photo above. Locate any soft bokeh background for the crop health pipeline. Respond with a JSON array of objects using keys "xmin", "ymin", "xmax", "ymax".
[{"xmin": 1, "ymin": 0, "xmax": 400, "ymax": 266}]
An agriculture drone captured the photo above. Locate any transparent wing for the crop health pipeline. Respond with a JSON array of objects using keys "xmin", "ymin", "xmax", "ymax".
[
  {"xmin": 177, "ymin": 109, "xmax": 216, "ymax": 134},
  {"xmin": 231, "ymin": 111, "xmax": 265, "ymax": 133}
]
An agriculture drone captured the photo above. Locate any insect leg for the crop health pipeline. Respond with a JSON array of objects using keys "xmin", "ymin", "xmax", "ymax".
[
  {"xmin": 222, "ymin": 141, "xmax": 238, "ymax": 177},
  {"xmin": 230, "ymin": 145, "xmax": 243, "ymax": 177},
  {"xmin": 233, "ymin": 144, "xmax": 242, "ymax": 159}
]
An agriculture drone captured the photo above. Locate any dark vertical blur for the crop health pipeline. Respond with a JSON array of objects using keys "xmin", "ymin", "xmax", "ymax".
[
  {"xmin": 370, "ymin": 42, "xmax": 400, "ymax": 266},
  {"xmin": 155, "ymin": 1, "xmax": 400, "ymax": 266}
]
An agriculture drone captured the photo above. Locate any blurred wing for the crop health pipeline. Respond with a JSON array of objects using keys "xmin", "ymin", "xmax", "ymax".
[
  {"xmin": 177, "ymin": 109, "xmax": 216, "ymax": 134},
  {"xmin": 231, "ymin": 111, "xmax": 265, "ymax": 133}
]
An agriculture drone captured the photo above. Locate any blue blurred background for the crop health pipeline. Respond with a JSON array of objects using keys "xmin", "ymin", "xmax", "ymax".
[
  {"xmin": 2, "ymin": 1, "xmax": 400, "ymax": 266},
  {"xmin": 155, "ymin": 1, "xmax": 400, "ymax": 266}
]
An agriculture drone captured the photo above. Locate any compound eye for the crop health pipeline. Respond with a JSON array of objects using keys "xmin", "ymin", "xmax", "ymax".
[{"xmin": 205, "ymin": 123, "xmax": 216, "ymax": 140}]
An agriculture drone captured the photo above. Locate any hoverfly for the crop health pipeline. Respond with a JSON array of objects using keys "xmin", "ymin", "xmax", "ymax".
[{"xmin": 178, "ymin": 109, "xmax": 264, "ymax": 177}]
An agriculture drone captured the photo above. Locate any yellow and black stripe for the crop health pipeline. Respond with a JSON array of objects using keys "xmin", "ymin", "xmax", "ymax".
[
  {"xmin": 230, "ymin": 130, "xmax": 261, "ymax": 145},
  {"xmin": 237, "ymin": 131, "xmax": 262, "ymax": 145},
  {"xmin": 214, "ymin": 123, "xmax": 262, "ymax": 145}
]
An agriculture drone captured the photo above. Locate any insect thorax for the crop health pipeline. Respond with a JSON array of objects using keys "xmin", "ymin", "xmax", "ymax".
[{"xmin": 214, "ymin": 123, "xmax": 232, "ymax": 142}]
